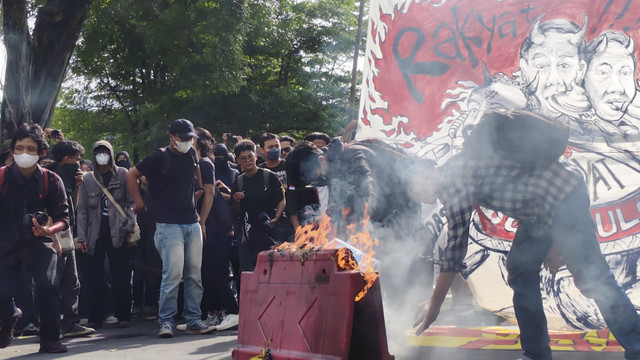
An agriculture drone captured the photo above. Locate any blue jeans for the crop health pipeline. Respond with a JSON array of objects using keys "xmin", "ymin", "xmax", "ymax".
[
  {"xmin": 154, "ymin": 222, "xmax": 203, "ymax": 326},
  {"xmin": 506, "ymin": 183, "xmax": 640, "ymax": 360}
]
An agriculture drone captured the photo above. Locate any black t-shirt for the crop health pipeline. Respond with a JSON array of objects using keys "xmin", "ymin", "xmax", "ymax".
[
  {"xmin": 259, "ymin": 160, "xmax": 287, "ymax": 186},
  {"xmin": 99, "ymin": 171, "xmax": 112, "ymax": 237},
  {"xmin": 286, "ymin": 185, "xmax": 320, "ymax": 225},
  {"xmin": 197, "ymin": 157, "xmax": 215, "ymax": 215},
  {"xmin": 136, "ymin": 148, "xmax": 199, "ymax": 224},
  {"xmin": 230, "ymin": 168, "xmax": 284, "ymax": 242}
]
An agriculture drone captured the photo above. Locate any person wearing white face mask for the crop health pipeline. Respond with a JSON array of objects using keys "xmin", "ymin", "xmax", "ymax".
[
  {"xmin": 0, "ymin": 124, "xmax": 70, "ymax": 353},
  {"xmin": 76, "ymin": 140, "xmax": 135, "ymax": 330},
  {"xmin": 126, "ymin": 118, "xmax": 213, "ymax": 337}
]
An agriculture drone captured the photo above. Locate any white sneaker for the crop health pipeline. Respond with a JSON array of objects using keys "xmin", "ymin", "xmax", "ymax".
[
  {"xmin": 216, "ymin": 313, "xmax": 239, "ymax": 331},
  {"xmin": 176, "ymin": 323, "xmax": 187, "ymax": 331},
  {"xmin": 104, "ymin": 315, "xmax": 118, "ymax": 325},
  {"xmin": 203, "ymin": 312, "xmax": 221, "ymax": 327}
]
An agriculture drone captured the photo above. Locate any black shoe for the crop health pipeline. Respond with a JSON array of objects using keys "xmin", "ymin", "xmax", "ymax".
[
  {"xmin": 15, "ymin": 322, "xmax": 39, "ymax": 337},
  {"xmin": 117, "ymin": 320, "xmax": 131, "ymax": 328},
  {"xmin": 62, "ymin": 323, "xmax": 95, "ymax": 337},
  {"xmin": 86, "ymin": 321, "xmax": 103, "ymax": 329},
  {"xmin": 39, "ymin": 340, "xmax": 68, "ymax": 353},
  {"xmin": 0, "ymin": 307, "xmax": 22, "ymax": 348}
]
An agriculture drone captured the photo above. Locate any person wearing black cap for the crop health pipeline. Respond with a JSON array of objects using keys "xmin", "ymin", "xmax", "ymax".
[{"xmin": 126, "ymin": 119, "xmax": 214, "ymax": 338}]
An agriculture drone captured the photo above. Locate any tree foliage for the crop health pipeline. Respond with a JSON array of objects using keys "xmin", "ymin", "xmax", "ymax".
[
  {"xmin": 57, "ymin": 0, "xmax": 361, "ymax": 161},
  {"xmin": 1, "ymin": 0, "xmax": 91, "ymax": 141}
]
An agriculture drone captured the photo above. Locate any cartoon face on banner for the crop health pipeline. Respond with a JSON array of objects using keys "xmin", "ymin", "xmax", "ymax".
[{"xmin": 358, "ymin": 0, "xmax": 640, "ymax": 330}]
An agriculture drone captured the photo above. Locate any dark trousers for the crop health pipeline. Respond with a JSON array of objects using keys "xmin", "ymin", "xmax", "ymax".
[
  {"xmin": 88, "ymin": 236, "xmax": 131, "ymax": 324},
  {"xmin": 13, "ymin": 267, "xmax": 35, "ymax": 330},
  {"xmin": 132, "ymin": 220, "xmax": 160, "ymax": 307},
  {"xmin": 76, "ymin": 251, "xmax": 91, "ymax": 319},
  {"xmin": 0, "ymin": 241, "xmax": 60, "ymax": 342},
  {"xmin": 58, "ymin": 250, "xmax": 80, "ymax": 330},
  {"xmin": 201, "ymin": 228, "xmax": 238, "ymax": 315},
  {"xmin": 506, "ymin": 183, "xmax": 640, "ymax": 360}
]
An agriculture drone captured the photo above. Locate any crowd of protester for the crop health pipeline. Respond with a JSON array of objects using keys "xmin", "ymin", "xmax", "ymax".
[{"xmin": 0, "ymin": 120, "xmax": 350, "ymax": 353}]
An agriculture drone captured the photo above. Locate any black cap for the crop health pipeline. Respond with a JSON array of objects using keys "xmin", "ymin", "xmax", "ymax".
[{"xmin": 169, "ymin": 119, "xmax": 196, "ymax": 139}]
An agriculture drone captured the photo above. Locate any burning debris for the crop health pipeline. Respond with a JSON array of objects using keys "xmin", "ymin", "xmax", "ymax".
[{"xmin": 274, "ymin": 211, "xmax": 380, "ymax": 302}]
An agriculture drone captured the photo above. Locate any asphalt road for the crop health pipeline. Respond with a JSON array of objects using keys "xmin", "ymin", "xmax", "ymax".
[
  {"xmin": 0, "ymin": 316, "xmax": 631, "ymax": 360},
  {"xmin": 0, "ymin": 318, "xmax": 237, "ymax": 360}
]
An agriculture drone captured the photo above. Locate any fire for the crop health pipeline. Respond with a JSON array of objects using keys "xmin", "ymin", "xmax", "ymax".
[{"xmin": 274, "ymin": 207, "xmax": 380, "ymax": 302}]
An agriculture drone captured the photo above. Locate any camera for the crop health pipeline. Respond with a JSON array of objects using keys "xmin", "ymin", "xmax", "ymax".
[
  {"xmin": 50, "ymin": 129, "xmax": 62, "ymax": 140},
  {"xmin": 225, "ymin": 133, "xmax": 237, "ymax": 140},
  {"xmin": 24, "ymin": 211, "xmax": 49, "ymax": 227},
  {"xmin": 22, "ymin": 211, "xmax": 49, "ymax": 240}
]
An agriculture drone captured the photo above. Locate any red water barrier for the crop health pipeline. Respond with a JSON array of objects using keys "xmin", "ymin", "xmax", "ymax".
[{"xmin": 232, "ymin": 249, "xmax": 394, "ymax": 360}]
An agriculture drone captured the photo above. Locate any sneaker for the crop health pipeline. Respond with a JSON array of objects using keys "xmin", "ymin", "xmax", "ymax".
[
  {"xmin": 131, "ymin": 306, "xmax": 142, "ymax": 318},
  {"xmin": 0, "ymin": 307, "xmax": 22, "ymax": 348},
  {"xmin": 203, "ymin": 312, "xmax": 222, "ymax": 327},
  {"xmin": 104, "ymin": 315, "xmax": 118, "ymax": 325},
  {"xmin": 79, "ymin": 318, "xmax": 89, "ymax": 326},
  {"xmin": 142, "ymin": 305, "xmax": 158, "ymax": 321},
  {"xmin": 176, "ymin": 323, "xmax": 187, "ymax": 331},
  {"xmin": 185, "ymin": 320, "xmax": 216, "ymax": 335},
  {"xmin": 216, "ymin": 313, "xmax": 239, "ymax": 331},
  {"xmin": 39, "ymin": 340, "xmax": 68, "ymax": 353},
  {"xmin": 62, "ymin": 323, "xmax": 95, "ymax": 337},
  {"xmin": 117, "ymin": 320, "xmax": 131, "ymax": 328},
  {"xmin": 15, "ymin": 322, "xmax": 39, "ymax": 337},
  {"xmin": 158, "ymin": 322, "xmax": 173, "ymax": 338}
]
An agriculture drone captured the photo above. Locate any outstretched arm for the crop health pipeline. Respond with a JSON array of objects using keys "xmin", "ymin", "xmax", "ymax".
[{"xmin": 414, "ymin": 271, "xmax": 457, "ymax": 334}]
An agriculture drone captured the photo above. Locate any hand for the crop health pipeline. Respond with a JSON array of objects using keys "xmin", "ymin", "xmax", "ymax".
[
  {"xmin": 80, "ymin": 242, "xmax": 88, "ymax": 253},
  {"xmin": 52, "ymin": 238, "xmax": 62, "ymax": 258},
  {"xmin": 74, "ymin": 170, "xmax": 84, "ymax": 189},
  {"xmin": 132, "ymin": 202, "xmax": 147, "ymax": 214},
  {"xmin": 200, "ymin": 221, "xmax": 207, "ymax": 242},
  {"xmin": 413, "ymin": 300, "xmax": 438, "ymax": 335},
  {"xmin": 269, "ymin": 217, "xmax": 279, "ymax": 228},
  {"xmin": 233, "ymin": 191, "xmax": 245, "ymax": 202},
  {"xmin": 216, "ymin": 180, "xmax": 230, "ymax": 193},
  {"xmin": 32, "ymin": 218, "xmax": 52, "ymax": 237},
  {"xmin": 414, "ymin": 272, "xmax": 457, "ymax": 335},
  {"xmin": 544, "ymin": 244, "xmax": 564, "ymax": 275}
]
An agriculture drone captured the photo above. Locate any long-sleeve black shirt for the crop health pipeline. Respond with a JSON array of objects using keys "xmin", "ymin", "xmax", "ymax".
[{"xmin": 0, "ymin": 164, "xmax": 69, "ymax": 235}]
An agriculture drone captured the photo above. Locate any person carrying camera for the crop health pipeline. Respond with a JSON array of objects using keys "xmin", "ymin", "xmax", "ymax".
[{"xmin": 0, "ymin": 124, "xmax": 70, "ymax": 353}]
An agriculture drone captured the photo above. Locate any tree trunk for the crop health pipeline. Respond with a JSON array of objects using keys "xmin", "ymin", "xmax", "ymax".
[{"xmin": 1, "ymin": 0, "xmax": 92, "ymax": 141}]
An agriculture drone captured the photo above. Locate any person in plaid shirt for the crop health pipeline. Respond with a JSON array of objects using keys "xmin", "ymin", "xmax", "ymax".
[{"xmin": 413, "ymin": 110, "xmax": 640, "ymax": 360}]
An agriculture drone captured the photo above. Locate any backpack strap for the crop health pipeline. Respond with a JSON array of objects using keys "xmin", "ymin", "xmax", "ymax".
[
  {"xmin": 263, "ymin": 168, "xmax": 270, "ymax": 191},
  {"xmin": 0, "ymin": 166, "xmax": 48, "ymax": 198},
  {"xmin": 237, "ymin": 174, "xmax": 244, "ymax": 192},
  {"xmin": 0, "ymin": 166, "xmax": 6, "ymax": 195},
  {"xmin": 42, "ymin": 168, "xmax": 49, "ymax": 200},
  {"xmin": 160, "ymin": 147, "xmax": 171, "ymax": 189}
]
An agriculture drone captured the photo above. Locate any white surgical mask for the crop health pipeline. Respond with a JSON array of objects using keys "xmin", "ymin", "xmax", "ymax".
[
  {"xmin": 96, "ymin": 153, "xmax": 110, "ymax": 165},
  {"xmin": 13, "ymin": 153, "xmax": 40, "ymax": 169},
  {"xmin": 175, "ymin": 139, "xmax": 193, "ymax": 154}
]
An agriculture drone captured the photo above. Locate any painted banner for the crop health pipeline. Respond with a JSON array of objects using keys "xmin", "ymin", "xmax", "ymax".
[
  {"xmin": 358, "ymin": 0, "xmax": 640, "ymax": 330},
  {"xmin": 409, "ymin": 326, "xmax": 623, "ymax": 352}
]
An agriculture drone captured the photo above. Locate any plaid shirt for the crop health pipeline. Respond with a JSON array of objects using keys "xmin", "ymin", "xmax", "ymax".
[{"xmin": 436, "ymin": 154, "xmax": 583, "ymax": 273}]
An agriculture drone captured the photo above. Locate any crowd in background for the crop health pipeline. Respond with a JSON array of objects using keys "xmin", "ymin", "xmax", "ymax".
[{"xmin": 0, "ymin": 119, "xmax": 369, "ymax": 352}]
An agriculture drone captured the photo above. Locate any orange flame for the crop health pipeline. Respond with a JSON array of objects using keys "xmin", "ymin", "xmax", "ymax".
[{"xmin": 274, "ymin": 206, "xmax": 380, "ymax": 302}]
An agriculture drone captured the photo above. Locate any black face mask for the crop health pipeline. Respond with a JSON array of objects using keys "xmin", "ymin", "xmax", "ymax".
[
  {"xmin": 60, "ymin": 163, "xmax": 80, "ymax": 175},
  {"xmin": 116, "ymin": 160, "xmax": 131, "ymax": 169},
  {"xmin": 214, "ymin": 159, "xmax": 228, "ymax": 171}
]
